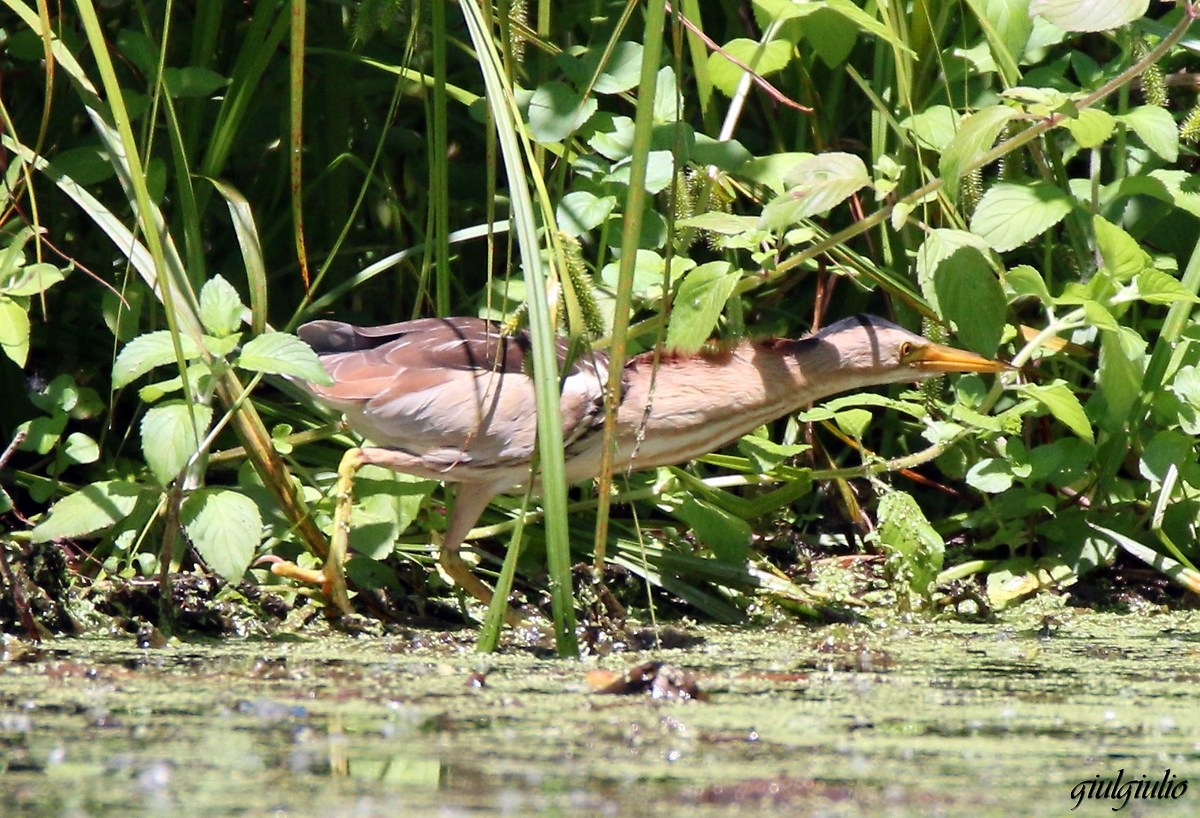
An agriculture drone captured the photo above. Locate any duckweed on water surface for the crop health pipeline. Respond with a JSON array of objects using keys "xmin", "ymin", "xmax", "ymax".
[{"xmin": 1, "ymin": 607, "xmax": 1198, "ymax": 817}]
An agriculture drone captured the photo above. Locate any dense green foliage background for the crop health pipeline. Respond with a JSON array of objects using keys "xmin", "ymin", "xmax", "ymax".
[{"xmin": 2, "ymin": 0, "xmax": 1199, "ymax": 648}]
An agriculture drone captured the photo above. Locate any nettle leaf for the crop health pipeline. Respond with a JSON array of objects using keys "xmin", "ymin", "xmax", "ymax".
[
  {"xmin": 181, "ymin": 488, "xmax": 261, "ymax": 583},
  {"xmin": 1005, "ymin": 264, "xmax": 1054, "ymax": 306},
  {"xmin": 1030, "ymin": 0, "xmax": 1148, "ymax": 33},
  {"xmin": 557, "ymin": 191, "xmax": 617, "ymax": 237},
  {"xmin": 1093, "ymin": 216, "xmax": 1151, "ymax": 281},
  {"xmin": 198, "ymin": 275, "xmax": 246, "ymax": 337},
  {"xmin": 916, "ymin": 229, "xmax": 1005, "ymax": 356},
  {"xmin": 0, "ymin": 296, "xmax": 30, "ymax": 368},
  {"xmin": 738, "ymin": 152, "xmax": 814, "ymax": 195},
  {"xmin": 238, "ymin": 332, "xmax": 332, "ymax": 383},
  {"xmin": 1021, "ymin": 381, "xmax": 1094, "ymax": 443},
  {"xmin": 666, "ymin": 262, "xmax": 738, "ymax": 353},
  {"xmin": 1121, "ymin": 268, "xmax": 1199, "ymax": 306},
  {"xmin": 759, "ymin": 152, "xmax": 869, "ymax": 230},
  {"xmin": 113, "ymin": 331, "xmax": 205, "ymax": 388},
  {"xmin": 1117, "ymin": 105, "xmax": 1178, "ymax": 161},
  {"xmin": 970, "ymin": 182, "xmax": 1074, "ymax": 253},
  {"xmin": 900, "ymin": 105, "xmax": 961, "ymax": 151},
  {"xmin": 939, "ymin": 105, "xmax": 1016, "ymax": 189},
  {"xmin": 1062, "ymin": 108, "xmax": 1115, "ymax": 148},
  {"xmin": 707, "ymin": 38, "xmax": 793, "ymax": 98},
  {"xmin": 141, "ymin": 402, "xmax": 214, "ymax": 486},
  {"xmin": 527, "ymin": 80, "xmax": 598, "ymax": 143},
  {"xmin": 876, "ymin": 490, "xmax": 945, "ymax": 599},
  {"xmin": 31, "ymin": 480, "xmax": 145, "ymax": 542}
]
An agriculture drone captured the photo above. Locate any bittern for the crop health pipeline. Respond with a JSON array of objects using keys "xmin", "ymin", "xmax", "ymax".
[{"xmin": 296, "ymin": 314, "xmax": 1007, "ymax": 622}]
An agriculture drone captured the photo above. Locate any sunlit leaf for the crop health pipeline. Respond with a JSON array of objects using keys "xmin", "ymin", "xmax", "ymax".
[
  {"xmin": 666, "ymin": 262, "xmax": 737, "ymax": 352},
  {"xmin": 0, "ymin": 296, "xmax": 30, "ymax": 367},
  {"xmin": 1029, "ymin": 0, "xmax": 1148, "ymax": 33},
  {"xmin": 31, "ymin": 481, "xmax": 145, "ymax": 542},
  {"xmin": 939, "ymin": 105, "xmax": 1015, "ymax": 188},
  {"xmin": 970, "ymin": 182, "xmax": 1074, "ymax": 252},
  {"xmin": 141, "ymin": 402, "xmax": 213, "ymax": 486},
  {"xmin": 112, "ymin": 331, "xmax": 204, "ymax": 388},
  {"xmin": 759, "ymin": 152, "xmax": 870, "ymax": 230},
  {"xmin": 527, "ymin": 81, "xmax": 598, "ymax": 143},
  {"xmin": 238, "ymin": 332, "xmax": 332, "ymax": 383},
  {"xmin": 877, "ymin": 490, "xmax": 944, "ymax": 600},
  {"xmin": 181, "ymin": 488, "xmax": 261, "ymax": 583},
  {"xmin": 1021, "ymin": 381, "xmax": 1094, "ymax": 442},
  {"xmin": 1113, "ymin": 104, "xmax": 1180, "ymax": 161},
  {"xmin": 557, "ymin": 191, "xmax": 617, "ymax": 237},
  {"xmin": 198, "ymin": 274, "xmax": 246, "ymax": 337},
  {"xmin": 707, "ymin": 38, "xmax": 793, "ymax": 98}
]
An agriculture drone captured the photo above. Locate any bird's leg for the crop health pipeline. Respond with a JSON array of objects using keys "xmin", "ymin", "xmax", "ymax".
[
  {"xmin": 438, "ymin": 483, "xmax": 528, "ymax": 628},
  {"xmin": 322, "ymin": 446, "xmax": 362, "ymax": 615}
]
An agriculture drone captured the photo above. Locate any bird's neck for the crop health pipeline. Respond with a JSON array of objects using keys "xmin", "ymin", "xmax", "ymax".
[{"xmin": 612, "ymin": 338, "xmax": 849, "ymax": 471}]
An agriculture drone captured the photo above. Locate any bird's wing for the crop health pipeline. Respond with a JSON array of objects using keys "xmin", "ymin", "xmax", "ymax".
[{"xmin": 300, "ymin": 317, "xmax": 608, "ymax": 471}]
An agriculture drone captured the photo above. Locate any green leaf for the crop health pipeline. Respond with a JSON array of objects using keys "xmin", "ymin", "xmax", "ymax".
[
  {"xmin": 1, "ymin": 262, "xmax": 67, "ymax": 297},
  {"xmin": 707, "ymin": 38, "xmax": 793, "ymax": 98},
  {"xmin": 1113, "ymin": 104, "xmax": 1180, "ymax": 161},
  {"xmin": 1095, "ymin": 329, "xmax": 1143, "ymax": 432},
  {"xmin": 559, "ymin": 41, "xmax": 644, "ymax": 95},
  {"xmin": 1005, "ymin": 264, "xmax": 1053, "ymax": 305},
  {"xmin": 759, "ymin": 152, "xmax": 870, "ymax": 230},
  {"xmin": 738, "ymin": 152, "xmax": 814, "ymax": 195},
  {"xmin": 1021, "ymin": 381, "xmax": 1094, "ymax": 443},
  {"xmin": 1093, "ymin": 216, "xmax": 1151, "ymax": 281},
  {"xmin": 736, "ymin": 435, "xmax": 810, "ymax": 473},
  {"xmin": 970, "ymin": 182, "xmax": 1074, "ymax": 252},
  {"xmin": 666, "ymin": 262, "xmax": 738, "ymax": 352},
  {"xmin": 162, "ymin": 66, "xmax": 230, "ymax": 98},
  {"xmin": 1062, "ymin": 108, "xmax": 1114, "ymax": 148},
  {"xmin": 899, "ymin": 105, "xmax": 961, "ymax": 152},
  {"xmin": 939, "ymin": 105, "xmax": 1016, "ymax": 188},
  {"xmin": 141, "ymin": 402, "xmax": 214, "ymax": 486},
  {"xmin": 965, "ymin": 458, "xmax": 1015, "ymax": 493},
  {"xmin": 61, "ymin": 432, "xmax": 100, "ymax": 465},
  {"xmin": 31, "ymin": 480, "xmax": 144, "ymax": 542},
  {"xmin": 113, "ymin": 330, "xmax": 205, "ymax": 388},
  {"xmin": 669, "ymin": 495, "xmax": 753, "ymax": 563},
  {"xmin": 876, "ymin": 490, "xmax": 945, "ymax": 599},
  {"xmin": 1118, "ymin": 268, "xmax": 1199, "ymax": 306},
  {"xmin": 238, "ymin": 332, "xmax": 333, "ymax": 383},
  {"xmin": 1029, "ymin": 0, "xmax": 1148, "ymax": 33},
  {"xmin": 527, "ymin": 81, "xmax": 597, "ymax": 143},
  {"xmin": 0, "ymin": 296, "xmax": 30, "ymax": 367},
  {"xmin": 198, "ymin": 275, "xmax": 246, "ymax": 337},
  {"xmin": 924, "ymin": 235, "xmax": 1006, "ymax": 356},
  {"xmin": 676, "ymin": 213, "xmax": 762, "ymax": 236},
  {"xmin": 349, "ymin": 466, "xmax": 436, "ymax": 558},
  {"xmin": 834, "ymin": 408, "xmax": 872, "ymax": 439},
  {"xmin": 557, "ymin": 191, "xmax": 617, "ymax": 237},
  {"xmin": 181, "ymin": 489, "xmax": 261, "ymax": 583},
  {"xmin": 605, "ymin": 150, "xmax": 676, "ymax": 194}
]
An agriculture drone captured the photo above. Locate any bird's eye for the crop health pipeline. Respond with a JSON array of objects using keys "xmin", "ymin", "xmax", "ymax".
[{"xmin": 898, "ymin": 341, "xmax": 913, "ymax": 361}]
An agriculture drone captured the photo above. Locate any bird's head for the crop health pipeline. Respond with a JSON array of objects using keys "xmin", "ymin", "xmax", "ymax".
[{"xmin": 810, "ymin": 315, "xmax": 1010, "ymax": 388}]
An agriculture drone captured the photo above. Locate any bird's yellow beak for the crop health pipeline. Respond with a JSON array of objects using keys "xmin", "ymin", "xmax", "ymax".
[{"xmin": 904, "ymin": 341, "xmax": 1013, "ymax": 374}]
